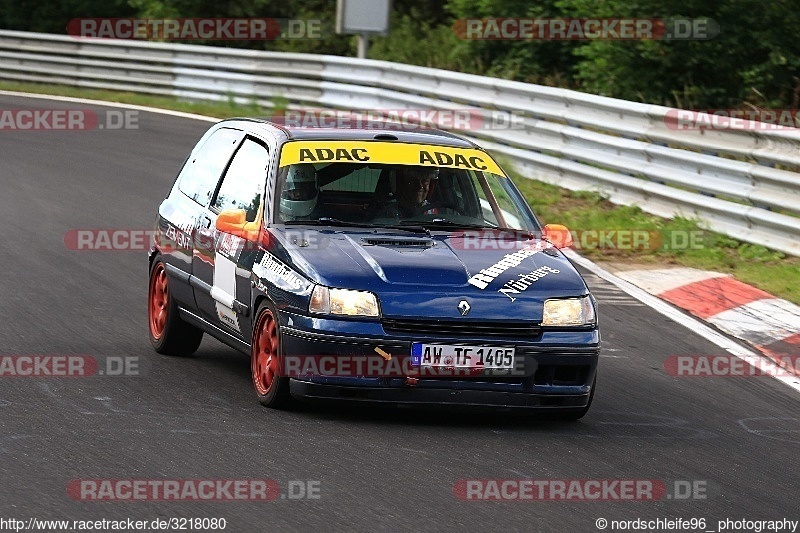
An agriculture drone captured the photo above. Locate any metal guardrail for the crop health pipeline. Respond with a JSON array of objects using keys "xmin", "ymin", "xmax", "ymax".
[{"xmin": 1, "ymin": 30, "xmax": 798, "ymax": 255}]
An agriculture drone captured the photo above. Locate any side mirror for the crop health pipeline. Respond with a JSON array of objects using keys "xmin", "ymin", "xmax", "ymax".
[
  {"xmin": 543, "ymin": 223, "xmax": 574, "ymax": 249},
  {"xmin": 215, "ymin": 209, "xmax": 260, "ymax": 241},
  {"xmin": 215, "ymin": 209, "xmax": 247, "ymax": 233}
]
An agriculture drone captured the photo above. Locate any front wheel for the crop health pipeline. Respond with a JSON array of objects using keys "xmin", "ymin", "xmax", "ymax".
[
  {"xmin": 148, "ymin": 257, "xmax": 203, "ymax": 356},
  {"xmin": 251, "ymin": 301, "xmax": 291, "ymax": 408}
]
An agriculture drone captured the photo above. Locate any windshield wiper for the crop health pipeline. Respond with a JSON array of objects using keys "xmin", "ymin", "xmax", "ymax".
[
  {"xmin": 402, "ymin": 220, "xmax": 489, "ymax": 229},
  {"xmin": 285, "ymin": 217, "xmax": 376, "ymax": 228},
  {"xmin": 398, "ymin": 220, "xmax": 535, "ymax": 238},
  {"xmin": 384, "ymin": 224, "xmax": 430, "ymax": 235},
  {"xmin": 285, "ymin": 218, "xmax": 430, "ymax": 235}
]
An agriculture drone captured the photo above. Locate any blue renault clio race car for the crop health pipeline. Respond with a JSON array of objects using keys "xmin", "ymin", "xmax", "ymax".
[{"xmin": 148, "ymin": 119, "xmax": 599, "ymax": 419}]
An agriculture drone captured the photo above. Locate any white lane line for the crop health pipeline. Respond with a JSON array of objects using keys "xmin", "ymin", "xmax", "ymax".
[
  {"xmin": 564, "ymin": 249, "xmax": 800, "ymax": 395},
  {"xmin": 0, "ymin": 90, "xmax": 219, "ymax": 123}
]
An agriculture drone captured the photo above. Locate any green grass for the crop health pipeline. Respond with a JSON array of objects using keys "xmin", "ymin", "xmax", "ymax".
[
  {"xmin": 511, "ymin": 173, "xmax": 800, "ymax": 304},
  {"xmin": 4, "ymin": 80, "xmax": 798, "ymax": 304}
]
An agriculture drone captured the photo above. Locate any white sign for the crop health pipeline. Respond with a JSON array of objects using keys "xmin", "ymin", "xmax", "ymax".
[{"xmin": 336, "ymin": 0, "xmax": 391, "ymax": 35}]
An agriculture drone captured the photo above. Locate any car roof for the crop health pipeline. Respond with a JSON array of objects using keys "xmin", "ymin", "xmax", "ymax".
[{"xmin": 218, "ymin": 117, "xmax": 480, "ymax": 148}]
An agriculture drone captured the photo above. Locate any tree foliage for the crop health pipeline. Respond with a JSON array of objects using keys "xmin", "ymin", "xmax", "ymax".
[
  {"xmin": 557, "ymin": 0, "xmax": 800, "ymax": 108},
  {"xmin": 1, "ymin": 0, "xmax": 796, "ymax": 108},
  {"xmin": 0, "ymin": 0, "xmax": 136, "ymax": 34}
]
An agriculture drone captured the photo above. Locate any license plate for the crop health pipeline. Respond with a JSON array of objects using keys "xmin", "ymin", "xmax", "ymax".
[{"xmin": 411, "ymin": 343, "xmax": 515, "ymax": 369}]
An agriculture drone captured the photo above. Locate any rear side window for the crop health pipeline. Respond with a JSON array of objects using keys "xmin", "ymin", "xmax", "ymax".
[
  {"xmin": 212, "ymin": 138, "xmax": 270, "ymax": 222},
  {"xmin": 178, "ymin": 128, "xmax": 243, "ymax": 206}
]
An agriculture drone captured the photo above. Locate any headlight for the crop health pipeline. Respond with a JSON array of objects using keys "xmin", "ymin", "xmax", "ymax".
[
  {"xmin": 542, "ymin": 296, "xmax": 596, "ymax": 326},
  {"xmin": 309, "ymin": 285, "xmax": 380, "ymax": 317}
]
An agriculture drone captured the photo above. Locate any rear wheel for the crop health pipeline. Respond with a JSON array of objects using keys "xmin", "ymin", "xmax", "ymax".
[
  {"xmin": 148, "ymin": 257, "xmax": 203, "ymax": 356},
  {"xmin": 251, "ymin": 301, "xmax": 291, "ymax": 408}
]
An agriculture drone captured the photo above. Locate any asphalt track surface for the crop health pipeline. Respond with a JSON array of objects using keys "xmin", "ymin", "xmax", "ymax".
[{"xmin": 1, "ymin": 94, "xmax": 798, "ymax": 532}]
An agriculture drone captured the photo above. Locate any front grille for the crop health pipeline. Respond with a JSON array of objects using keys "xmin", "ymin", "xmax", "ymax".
[{"xmin": 382, "ymin": 318, "xmax": 541, "ymax": 338}]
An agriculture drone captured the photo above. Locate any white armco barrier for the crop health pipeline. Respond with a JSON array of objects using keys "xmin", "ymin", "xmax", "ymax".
[{"xmin": 1, "ymin": 30, "xmax": 798, "ymax": 255}]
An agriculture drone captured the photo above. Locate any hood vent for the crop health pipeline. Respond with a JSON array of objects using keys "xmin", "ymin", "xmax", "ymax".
[{"xmin": 362, "ymin": 238, "xmax": 435, "ymax": 247}]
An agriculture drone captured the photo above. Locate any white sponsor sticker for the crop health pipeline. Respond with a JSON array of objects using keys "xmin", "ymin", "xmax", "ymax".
[
  {"xmin": 212, "ymin": 254, "xmax": 241, "ymax": 333},
  {"xmin": 467, "ymin": 241, "xmax": 551, "ymax": 289},
  {"xmin": 254, "ymin": 252, "xmax": 307, "ymax": 292},
  {"xmin": 498, "ymin": 266, "xmax": 560, "ymax": 302}
]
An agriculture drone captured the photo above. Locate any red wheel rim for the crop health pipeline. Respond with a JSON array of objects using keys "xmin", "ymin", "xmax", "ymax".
[
  {"xmin": 253, "ymin": 309, "xmax": 280, "ymax": 395},
  {"xmin": 148, "ymin": 263, "xmax": 168, "ymax": 340}
]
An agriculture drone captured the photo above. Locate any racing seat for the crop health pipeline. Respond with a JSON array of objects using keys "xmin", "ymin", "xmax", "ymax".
[{"xmin": 366, "ymin": 167, "xmax": 396, "ymax": 219}]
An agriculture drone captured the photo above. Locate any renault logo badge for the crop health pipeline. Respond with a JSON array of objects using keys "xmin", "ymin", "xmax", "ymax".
[{"xmin": 458, "ymin": 300, "xmax": 471, "ymax": 316}]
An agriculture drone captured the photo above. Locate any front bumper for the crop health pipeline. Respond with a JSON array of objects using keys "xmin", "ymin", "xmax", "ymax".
[
  {"xmin": 290, "ymin": 380, "xmax": 592, "ymax": 411},
  {"xmin": 279, "ymin": 311, "xmax": 599, "ymax": 410}
]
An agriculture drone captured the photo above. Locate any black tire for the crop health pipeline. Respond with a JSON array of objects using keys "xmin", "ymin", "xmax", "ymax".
[
  {"xmin": 251, "ymin": 301, "xmax": 292, "ymax": 408},
  {"xmin": 148, "ymin": 257, "xmax": 203, "ymax": 356}
]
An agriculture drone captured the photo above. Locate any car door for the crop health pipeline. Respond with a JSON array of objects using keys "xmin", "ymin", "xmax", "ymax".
[
  {"xmin": 159, "ymin": 126, "xmax": 244, "ymax": 311},
  {"xmin": 192, "ymin": 136, "xmax": 272, "ymax": 339}
]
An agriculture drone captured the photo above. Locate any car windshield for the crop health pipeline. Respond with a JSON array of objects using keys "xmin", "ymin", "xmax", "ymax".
[{"xmin": 274, "ymin": 162, "xmax": 539, "ymax": 231}]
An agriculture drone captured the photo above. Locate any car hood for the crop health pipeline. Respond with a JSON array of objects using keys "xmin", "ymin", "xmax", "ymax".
[{"xmin": 269, "ymin": 227, "xmax": 589, "ymax": 320}]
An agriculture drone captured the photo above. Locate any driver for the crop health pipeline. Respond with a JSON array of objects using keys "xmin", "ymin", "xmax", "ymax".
[
  {"xmin": 279, "ymin": 164, "xmax": 319, "ymax": 221},
  {"xmin": 374, "ymin": 165, "xmax": 439, "ymax": 218}
]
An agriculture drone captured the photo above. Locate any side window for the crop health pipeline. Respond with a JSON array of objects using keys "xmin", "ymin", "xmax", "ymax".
[
  {"xmin": 213, "ymin": 138, "xmax": 270, "ymax": 222},
  {"xmin": 178, "ymin": 128, "xmax": 243, "ymax": 206}
]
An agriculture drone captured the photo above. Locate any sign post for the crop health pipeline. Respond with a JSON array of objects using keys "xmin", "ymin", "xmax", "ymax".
[{"xmin": 335, "ymin": 0, "xmax": 391, "ymax": 59}]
